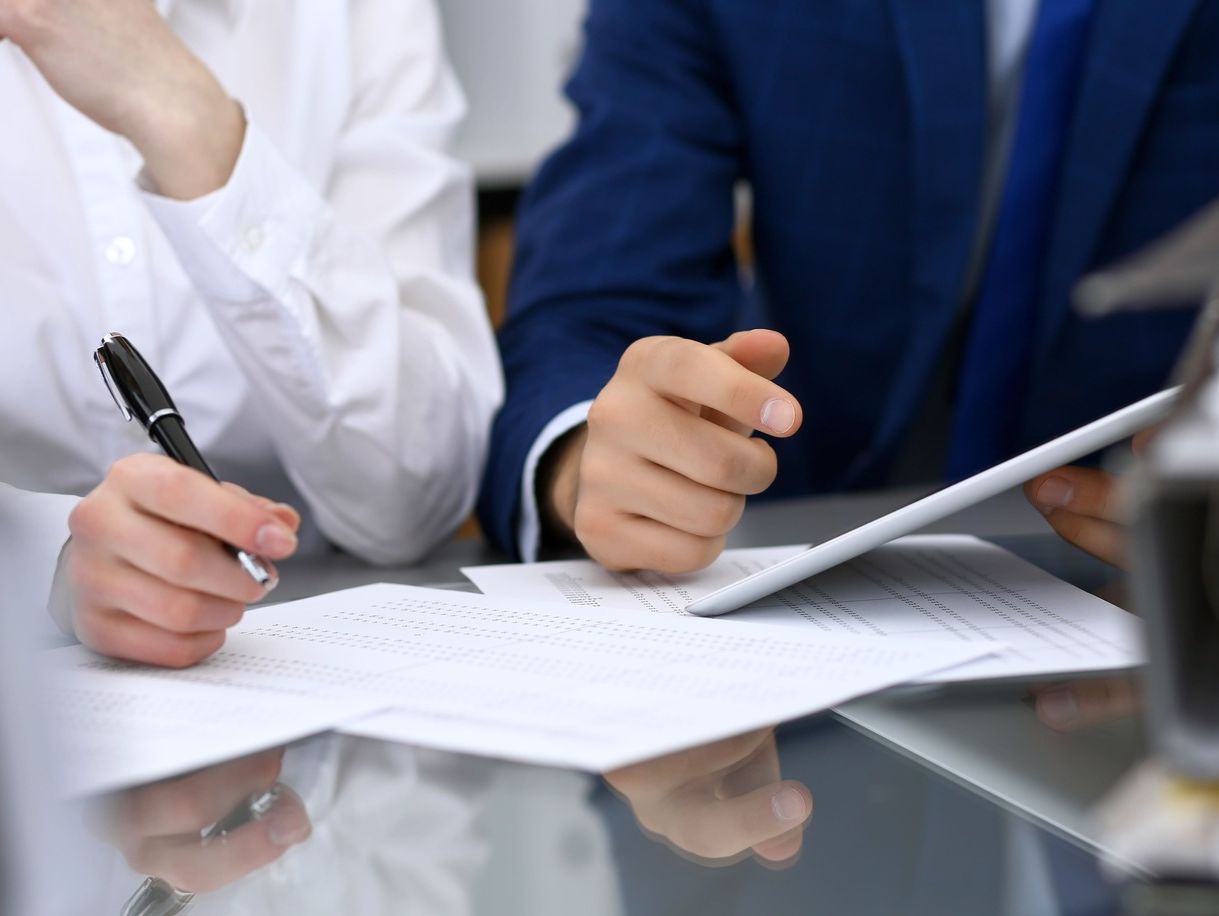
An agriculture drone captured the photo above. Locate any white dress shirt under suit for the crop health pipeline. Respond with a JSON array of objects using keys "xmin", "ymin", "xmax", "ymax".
[{"xmin": 0, "ymin": 0, "xmax": 503, "ymax": 579}]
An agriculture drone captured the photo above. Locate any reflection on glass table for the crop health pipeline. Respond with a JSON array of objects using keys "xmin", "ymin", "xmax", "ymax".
[
  {"xmin": 84, "ymin": 737, "xmax": 493, "ymax": 915},
  {"xmin": 71, "ymin": 712, "xmax": 1145, "ymax": 916},
  {"xmin": 45, "ymin": 489, "xmax": 1171, "ymax": 916},
  {"xmin": 604, "ymin": 729, "xmax": 812, "ymax": 869},
  {"xmin": 103, "ymin": 748, "xmax": 307, "ymax": 911}
]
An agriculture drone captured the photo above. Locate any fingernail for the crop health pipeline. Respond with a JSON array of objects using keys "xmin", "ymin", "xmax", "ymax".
[
  {"xmin": 771, "ymin": 786, "xmax": 808, "ymax": 822},
  {"xmin": 761, "ymin": 398, "xmax": 796, "ymax": 434},
  {"xmin": 255, "ymin": 523, "xmax": 297, "ymax": 557},
  {"xmin": 267, "ymin": 804, "xmax": 311, "ymax": 847},
  {"xmin": 1039, "ymin": 688, "xmax": 1079, "ymax": 728},
  {"xmin": 1036, "ymin": 477, "xmax": 1074, "ymax": 510}
]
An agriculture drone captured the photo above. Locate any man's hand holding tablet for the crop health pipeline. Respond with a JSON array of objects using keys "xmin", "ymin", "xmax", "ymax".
[{"xmin": 542, "ymin": 325, "xmax": 1175, "ymax": 598}]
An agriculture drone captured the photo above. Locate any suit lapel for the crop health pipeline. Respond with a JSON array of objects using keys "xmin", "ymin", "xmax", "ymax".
[{"xmin": 1038, "ymin": 0, "xmax": 1201, "ymax": 350}]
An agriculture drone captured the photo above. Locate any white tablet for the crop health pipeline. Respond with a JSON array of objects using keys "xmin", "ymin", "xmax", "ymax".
[{"xmin": 685, "ymin": 387, "xmax": 1181, "ymax": 617}]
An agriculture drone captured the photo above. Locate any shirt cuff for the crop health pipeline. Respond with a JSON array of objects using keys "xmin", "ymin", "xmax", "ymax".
[
  {"xmin": 517, "ymin": 401, "xmax": 593, "ymax": 563},
  {"xmin": 140, "ymin": 118, "xmax": 325, "ymax": 306}
]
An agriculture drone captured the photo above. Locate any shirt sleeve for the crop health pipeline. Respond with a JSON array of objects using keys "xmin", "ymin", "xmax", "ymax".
[
  {"xmin": 141, "ymin": 0, "xmax": 503, "ymax": 566},
  {"xmin": 0, "ymin": 484, "xmax": 79, "ymax": 641},
  {"xmin": 515, "ymin": 401, "xmax": 593, "ymax": 562}
]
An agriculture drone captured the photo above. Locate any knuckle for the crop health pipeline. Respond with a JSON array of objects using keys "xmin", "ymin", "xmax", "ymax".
[
  {"xmin": 110, "ymin": 454, "xmax": 156, "ymax": 490},
  {"xmin": 68, "ymin": 498, "xmax": 105, "ymax": 542},
  {"xmin": 585, "ymin": 393, "xmax": 618, "ymax": 432},
  {"xmin": 577, "ymin": 449, "xmax": 613, "ymax": 489},
  {"xmin": 655, "ymin": 336, "xmax": 695, "ymax": 376},
  {"xmin": 744, "ymin": 441, "xmax": 778, "ymax": 493},
  {"xmin": 621, "ymin": 336, "xmax": 667, "ymax": 372},
  {"xmin": 573, "ymin": 500, "xmax": 615, "ymax": 549},
  {"xmin": 217, "ymin": 503, "xmax": 258, "ymax": 545},
  {"xmin": 724, "ymin": 376, "xmax": 756, "ymax": 418},
  {"xmin": 219, "ymin": 600, "xmax": 247, "ymax": 627},
  {"xmin": 692, "ymin": 535, "xmax": 727, "ymax": 569},
  {"xmin": 142, "ymin": 460, "xmax": 182, "ymax": 509},
  {"xmin": 697, "ymin": 492, "xmax": 745, "ymax": 536},
  {"xmin": 162, "ymin": 592, "xmax": 208, "ymax": 632},
  {"xmin": 160, "ymin": 638, "xmax": 213, "ymax": 670},
  {"xmin": 655, "ymin": 534, "xmax": 722, "ymax": 574},
  {"xmin": 71, "ymin": 607, "xmax": 110, "ymax": 653},
  {"xmin": 158, "ymin": 539, "xmax": 201, "ymax": 583},
  {"xmin": 705, "ymin": 445, "xmax": 749, "ymax": 487}
]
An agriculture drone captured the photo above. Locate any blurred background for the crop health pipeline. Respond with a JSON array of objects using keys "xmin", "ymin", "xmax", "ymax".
[{"xmin": 439, "ymin": 0, "xmax": 586, "ymax": 328}]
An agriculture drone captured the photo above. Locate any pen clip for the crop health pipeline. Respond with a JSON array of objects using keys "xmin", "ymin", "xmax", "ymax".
[{"xmin": 94, "ymin": 347, "xmax": 133, "ymax": 422}]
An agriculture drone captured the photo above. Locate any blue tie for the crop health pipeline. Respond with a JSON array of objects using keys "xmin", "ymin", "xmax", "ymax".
[{"xmin": 946, "ymin": 0, "xmax": 1097, "ymax": 479}]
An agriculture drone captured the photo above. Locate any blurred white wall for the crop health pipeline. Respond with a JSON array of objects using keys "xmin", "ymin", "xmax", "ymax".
[{"xmin": 439, "ymin": 0, "xmax": 587, "ymax": 188}]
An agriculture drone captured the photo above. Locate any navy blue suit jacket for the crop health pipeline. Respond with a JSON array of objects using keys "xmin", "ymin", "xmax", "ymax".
[{"xmin": 480, "ymin": 0, "xmax": 1218, "ymax": 558}]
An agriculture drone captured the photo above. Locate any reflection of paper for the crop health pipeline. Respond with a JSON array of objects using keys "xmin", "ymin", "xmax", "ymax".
[
  {"xmin": 47, "ymin": 654, "xmax": 383, "ymax": 797},
  {"xmin": 52, "ymin": 585, "xmax": 986, "ymax": 774},
  {"xmin": 463, "ymin": 535, "xmax": 1143, "ymax": 683}
]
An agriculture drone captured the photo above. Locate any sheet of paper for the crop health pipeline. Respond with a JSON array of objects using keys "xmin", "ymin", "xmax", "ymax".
[
  {"xmin": 462, "ymin": 535, "xmax": 1143, "ymax": 683},
  {"xmin": 45, "ymin": 650, "xmax": 385, "ymax": 797},
  {"xmin": 53, "ymin": 584, "xmax": 987, "ymax": 773}
]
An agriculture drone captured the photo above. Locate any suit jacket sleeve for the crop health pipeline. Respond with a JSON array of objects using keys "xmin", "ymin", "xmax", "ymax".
[{"xmin": 479, "ymin": 0, "xmax": 746, "ymax": 557}]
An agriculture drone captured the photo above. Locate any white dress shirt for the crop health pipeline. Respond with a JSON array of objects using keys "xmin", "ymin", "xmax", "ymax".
[
  {"xmin": 0, "ymin": 0, "xmax": 503, "ymax": 575},
  {"xmin": 515, "ymin": 0, "xmax": 1038, "ymax": 560}
]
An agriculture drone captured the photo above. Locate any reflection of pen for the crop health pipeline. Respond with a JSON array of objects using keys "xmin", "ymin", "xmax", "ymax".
[
  {"xmin": 93, "ymin": 333, "xmax": 272, "ymax": 587},
  {"xmin": 120, "ymin": 787, "xmax": 283, "ymax": 916}
]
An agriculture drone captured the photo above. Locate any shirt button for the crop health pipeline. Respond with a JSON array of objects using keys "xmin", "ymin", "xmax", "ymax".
[
  {"xmin": 105, "ymin": 236, "xmax": 136, "ymax": 267},
  {"xmin": 243, "ymin": 225, "xmax": 266, "ymax": 251}
]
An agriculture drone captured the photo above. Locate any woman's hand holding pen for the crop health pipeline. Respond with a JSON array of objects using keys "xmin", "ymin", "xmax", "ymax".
[
  {"xmin": 0, "ymin": 0, "xmax": 245, "ymax": 200},
  {"xmin": 66, "ymin": 454, "xmax": 300, "ymax": 669}
]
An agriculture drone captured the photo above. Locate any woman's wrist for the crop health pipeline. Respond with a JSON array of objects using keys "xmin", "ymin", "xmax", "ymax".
[{"xmin": 127, "ymin": 69, "xmax": 246, "ymax": 201}]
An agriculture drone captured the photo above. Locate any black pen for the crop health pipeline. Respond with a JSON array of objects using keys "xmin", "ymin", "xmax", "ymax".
[{"xmin": 93, "ymin": 332, "xmax": 273, "ymax": 587}]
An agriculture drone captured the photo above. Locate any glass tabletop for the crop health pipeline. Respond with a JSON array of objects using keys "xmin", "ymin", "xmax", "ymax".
[{"xmin": 30, "ymin": 489, "xmax": 1163, "ymax": 915}]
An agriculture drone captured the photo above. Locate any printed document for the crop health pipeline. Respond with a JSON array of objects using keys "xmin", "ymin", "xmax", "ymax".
[
  {"xmin": 46, "ymin": 654, "xmax": 384, "ymax": 796},
  {"xmin": 462, "ymin": 536, "xmax": 1142, "ymax": 683},
  {"xmin": 50, "ymin": 584, "xmax": 989, "ymax": 781}
]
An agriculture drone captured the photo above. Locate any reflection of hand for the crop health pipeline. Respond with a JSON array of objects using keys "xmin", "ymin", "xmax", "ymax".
[
  {"xmin": 543, "ymin": 330, "xmax": 803, "ymax": 573},
  {"xmin": 0, "ymin": 0, "xmax": 245, "ymax": 199},
  {"xmin": 1033, "ymin": 676, "xmax": 1140, "ymax": 732},
  {"xmin": 67, "ymin": 454, "xmax": 300, "ymax": 669},
  {"xmin": 95, "ymin": 749, "xmax": 311, "ymax": 894},
  {"xmin": 605, "ymin": 729, "xmax": 813, "ymax": 868}
]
